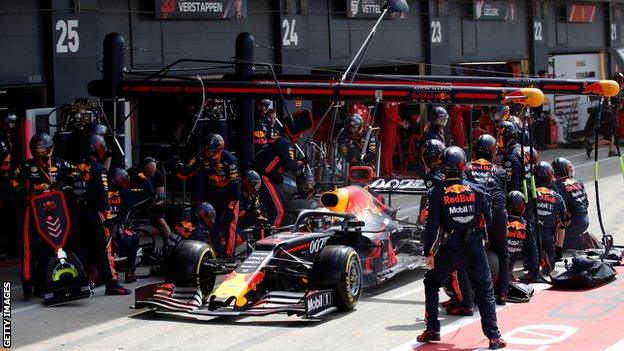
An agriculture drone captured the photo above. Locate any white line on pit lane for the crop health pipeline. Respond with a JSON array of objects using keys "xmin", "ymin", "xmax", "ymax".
[
  {"xmin": 385, "ymin": 283, "xmax": 551, "ymax": 351},
  {"xmin": 392, "ymin": 286, "xmax": 424, "ymax": 299},
  {"xmin": 604, "ymin": 337, "xmax": 624, "ymax": 351},
  {"xmin": 12, "ymin": 286, "xmax": 106, "ymax": 315}
]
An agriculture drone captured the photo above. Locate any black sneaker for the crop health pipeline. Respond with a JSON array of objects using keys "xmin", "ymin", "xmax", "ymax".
[
  {"xmin": 124, "ymin": 271, "xmax": 137, "ymax": 284},
  {"xmin": 495, "ymin": 294, "xmax": 507, "ymax": 306},
  {"xmin": 489, "ymin": 337, "xmax": 507, "ymax": 349},
  {"xmin": 446, "ymin": 305, "xmax": 474, "ymax": 316},
  {"xmin": 442, "ymin": 297, "xmax": 459, "ymax": 308},
  {"xmin": 609, "ymin": 151, "xmax": 619, "ymax": 157},
  {"xmin": 519, "ymin": 272, "xmax": 537, "ymax": 284},
  {"xmin": 105, "ymin": 281, "xmax": 131, "ymax": 295},
  {"xmin": 416, "ymin": 330, "xmax": 441, "ymax": 343}
]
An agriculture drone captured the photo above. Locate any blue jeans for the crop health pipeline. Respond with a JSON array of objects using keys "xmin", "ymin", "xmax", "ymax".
[{"xmin": 424, "ymin": 236, "xmax": 501, "ymax": 338}]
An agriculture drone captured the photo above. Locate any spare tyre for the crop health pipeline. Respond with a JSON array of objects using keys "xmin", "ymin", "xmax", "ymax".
[
  {"xmin": 164, "ymin": 240, "xmax": 217, "ymax": 295},
  {"xmin": 309, "ymin": 245, "xmax": 362, "ymax": 311}
]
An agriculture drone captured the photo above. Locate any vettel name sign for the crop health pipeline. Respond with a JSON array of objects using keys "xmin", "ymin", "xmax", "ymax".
[{"xmin": 156, "ymin": 0, "xmax": 246, "ymax": 19}]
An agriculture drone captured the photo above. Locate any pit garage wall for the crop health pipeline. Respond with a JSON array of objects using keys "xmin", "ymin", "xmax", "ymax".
[{"xmin": 3, "ymin": 1, "xmax": 624, "ymax": 107}]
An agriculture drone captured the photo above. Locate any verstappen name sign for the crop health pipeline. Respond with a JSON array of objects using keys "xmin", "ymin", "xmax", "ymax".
[{"xmin": 156, "ymin": 0, "xmax": 246, "ymax": 19}]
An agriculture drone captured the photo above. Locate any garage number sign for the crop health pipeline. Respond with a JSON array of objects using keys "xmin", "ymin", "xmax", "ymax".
[{"xmin": 156, "ymin": 0, "xmax": 247, "ymax": 19}]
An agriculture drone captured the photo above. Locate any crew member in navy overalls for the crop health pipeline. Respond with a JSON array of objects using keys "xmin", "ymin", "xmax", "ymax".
[{"xmin": 418, "ymin": 146, "xmax": 506, "ymax": 350}]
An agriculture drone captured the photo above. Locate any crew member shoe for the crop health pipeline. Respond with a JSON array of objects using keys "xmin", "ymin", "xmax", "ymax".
[
  {"xmin": 416, "ymin": 330, "xmax": 441, "ymax": 343},
  {"xmin": 105, "ymin": 281, "xmax": 132, "ymax": 295},
  {"xmin": 609, "ymin": 151, "xmax": 619, "ymax": 157},
  {"xmin": 442, "ymin": 298, "xmax": 459, "ymax": 308},
  {"xmin": 489, "ymin": 337, "xmax": 507, "ymax": 350},
  {"xmin": 495, "ymin": 294, "xmax": 507, "ymax": 306},
  {"xmin": 124, "ymin": 271, "xmax": 137, "ymax": 284},
  {"xmin": 519, "ymin": 272, "xmax": 537, "ymax": 284},
  {"xmin": 446, "ymin": 306, "xmax": 474, "ymax": 316}
]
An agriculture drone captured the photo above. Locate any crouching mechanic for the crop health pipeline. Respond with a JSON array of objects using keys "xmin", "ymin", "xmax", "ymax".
[
  {"xmin": 418, "ymin": 146, "xmax": 506, "ymax": 350},
  {"xmin": 338, "ymin": 113, "xmax": 378, "ymax": 167},
  {"xmin": 176, "ymin": 134, "xmax": 241, "ymax": 257},
  {"xmin": 171, "ymin": 202, "xmax": 221, "ymax": 252},
  {"xmin": 238, "ymin": 170, "xmax": 266, "ymax": 230},
  {"xmin": 552, "ymin": 157, "xmax": 590, "ymax": 250},
  {"xmin": 108, "ymin": 168, "xmax": 155, "ymax": 283},
  {"xmin": 254, "ymin": 134, "xmax": 304, "ymax": 227},
  {"xmin": 534, "ymin": 162, "xmax": 566, "ymax": 273}
]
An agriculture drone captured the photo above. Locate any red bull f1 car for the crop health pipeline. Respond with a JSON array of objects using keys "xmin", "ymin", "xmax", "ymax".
[{"xmin": 134, "ymin": 184, "xmax": 425, "ymax": 318}]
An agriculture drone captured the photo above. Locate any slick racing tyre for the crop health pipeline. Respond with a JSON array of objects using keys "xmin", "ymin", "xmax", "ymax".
[
  {"xmin": 164, "ymin": 240, "xmax": 217, "ymax": 295},
  {"xmin": 485, "ymin": 249, "xmax": 499, "ymax": 289},
  {"xmin": 310, "ymin": 245, "xmax": 362, "ymax": 311}
]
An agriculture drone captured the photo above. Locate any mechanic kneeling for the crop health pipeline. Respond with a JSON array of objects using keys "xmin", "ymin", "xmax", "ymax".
[
  {"xmin": 418, "ymin": 146, "xmax": 506, "ymax": 350},
  {"xmin": 171, "ymin": 202, "xmax": 221, "ymax": 253},
  {"xmin": 109, "ymin": 168, "xmax": 155, "ymax": 283},
  {"xmin": 552, "ymin": 157, "xmax": 590, "ymax": 250}
]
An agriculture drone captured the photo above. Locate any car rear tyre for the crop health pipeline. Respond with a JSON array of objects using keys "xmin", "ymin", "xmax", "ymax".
[
  {"xmin": 164, "ymin": 240, "xmax": 217, "ymax": 295},
  {"xmin": 310, "ymin": 245, "xmax": 362, "ymax": 311}
]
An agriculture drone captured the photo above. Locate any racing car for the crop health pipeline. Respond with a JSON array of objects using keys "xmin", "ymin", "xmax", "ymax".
[{"xmin": 134, "ymin": 183, "xmax": 425, "ymax": 318}]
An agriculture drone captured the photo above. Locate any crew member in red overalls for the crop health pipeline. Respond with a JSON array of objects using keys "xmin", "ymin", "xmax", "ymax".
[
  {"xmin": 380, "ymin": 102, "xmax": 407, "ymax": 177},
  {"xmin": 450, "ymin": 105, "xmax": 471, "ymax": 148}
]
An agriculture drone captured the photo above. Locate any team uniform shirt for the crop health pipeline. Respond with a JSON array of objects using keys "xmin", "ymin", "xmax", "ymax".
[
  {"xmin": 13, "ymin": 158, "xmax": 75, "ymax": 195},
  {"xmin": 418, "ymin": 167, "xmax": 444, "ymax": 224},
  {"xmin": 465, "ymin": 158, "xmax": 506, "ymax": 212},
  {"xmin": 506, "ymin": 215, "xmax": 527, "ymax": 254},
  {"xmin": 254, "ymin": 136, "xmax": 303, "ymax": 184},
  {"xmin": 501, "ymin": 143, "xmax": 524, "ymax": 193},
  {"xmin": 554, "ymin": 177, "xmax": 589, "ymax": 217},
  {"xmin": 176, "ymin": 150, "xmax": 241, "ymax": 200},
  {"xmin": 536, "ymin": 186, "xmax": 566, "ymax": 229},
  {"xmin": 71, "ymin": 158, "xmax": 112, "ymax": 217},
  {"xmin": 337, "ymin": 132, "xmax": 378, "ymax": 166},
  {"xmin": 171, "ymin": 220, "xmax": 210, "ymax": 244},
  {"xmin": 424, "ymin": 178, "xmax": 491, "ymax": 255}
]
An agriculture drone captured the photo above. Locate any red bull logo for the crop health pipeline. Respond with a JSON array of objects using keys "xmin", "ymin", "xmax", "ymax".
[
  {"xmin": 502, "ymin": 90, "xmax": 529, "ymax": 105},
  {"xmin": 472, "ymin": 158, "xmax": 491, "ymax": 166},
  {"xmin": 443, "ymin": 193, "xmax": 475, "ymax": 205},
  {"xmin": 444, "ymin": 184, "xmax": 469, "ymax": 195},
  {"xmin": 435, "ymin": 93, "xmax": 451, "ymax": 101},
  {"xmin": 583, "ymin": 82, "xmax": 605, "ymax": 96}
]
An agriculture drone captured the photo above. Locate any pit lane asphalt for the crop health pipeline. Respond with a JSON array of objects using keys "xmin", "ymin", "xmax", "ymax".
[{"xmin": 7, "ymin": 147, "xmax": 624, "ymax": 351}]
